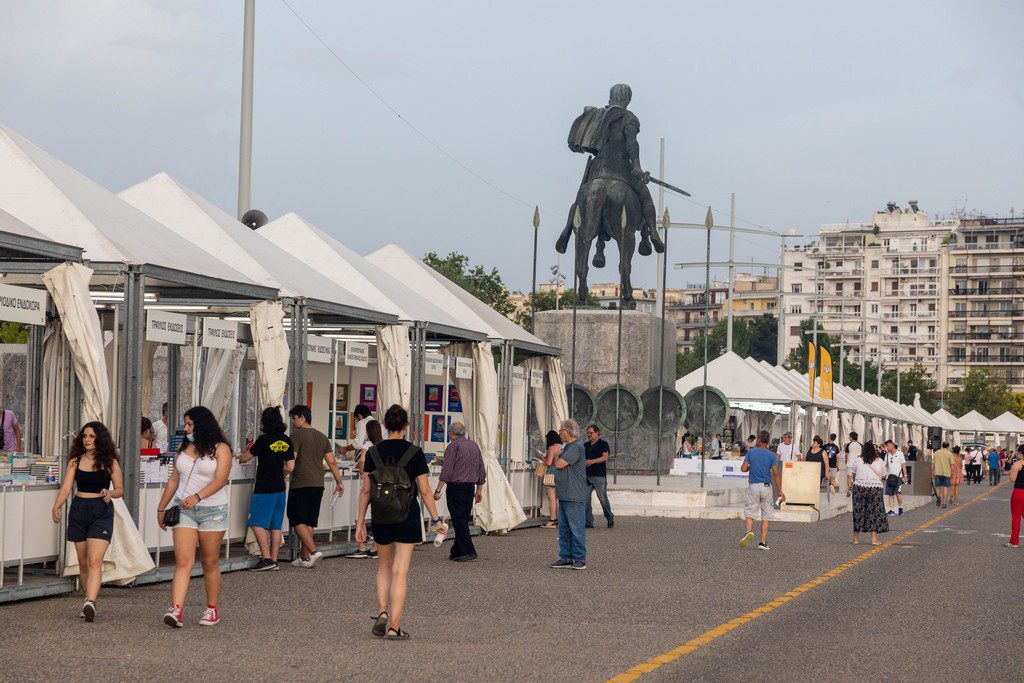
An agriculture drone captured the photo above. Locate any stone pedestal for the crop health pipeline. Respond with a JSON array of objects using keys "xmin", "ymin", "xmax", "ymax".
[{"xmin": 534, "ymin": 308, "xmax": 676, "ymax": 474}]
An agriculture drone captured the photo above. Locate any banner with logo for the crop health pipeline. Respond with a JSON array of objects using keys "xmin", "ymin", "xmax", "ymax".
[
  {"xmin": 819, "ymin": 346, "xmax": 833, "ymax": 400},
  {"xmin": 807, "ymin": 342, "xmax": 816, "ymax": 399}
]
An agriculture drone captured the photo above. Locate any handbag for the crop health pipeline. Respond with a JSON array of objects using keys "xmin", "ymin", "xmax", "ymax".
[
  {"xmin": 162, "ymin": 457, "xmax": 197, "ymax": 527},
  {"xmin": 534, "ymin": 460, "xmax": 548, "ymax": 479},
  {"xmin": 886, "ymin": 474, "xmax": 900, "ymax": 488},
  {"xmin": 543, "ymin": 473, "xmax": 555, "ymax": 487}
]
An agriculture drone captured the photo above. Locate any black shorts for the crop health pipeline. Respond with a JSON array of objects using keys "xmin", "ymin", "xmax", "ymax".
[
  {"xmin": 67, "ymin": 497, "xmax": 114, "ymax": 543},
  {"xmin": 287, "ymin": 486, "xmax": 324, "ymax": 528},
  {"xmin": 371, "ymin": 500, "xmax": 422, "ymax": 545}
]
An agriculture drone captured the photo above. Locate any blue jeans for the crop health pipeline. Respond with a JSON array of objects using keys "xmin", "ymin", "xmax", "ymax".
[
  {"xmin": 557, "ymin": 500, "xmax": 586, "ymax": 562},
  {"xmin": 585, "ymin": 476, "xmax": 614, "ymax": 526}
]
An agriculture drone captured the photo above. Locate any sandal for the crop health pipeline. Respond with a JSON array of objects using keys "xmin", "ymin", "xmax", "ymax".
[
  {"xmin": 386, "ymin": 626, "xmax": 410, "ymax": 640},
  {"xmin": 371, "ymin": 611, "xmax": 389, "ymax": 637},
  {"xmin": 541, "ymin": 521, "xmax": 557, "ymax": 529}
]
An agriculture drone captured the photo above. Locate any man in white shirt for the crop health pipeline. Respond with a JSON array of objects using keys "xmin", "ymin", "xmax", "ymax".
[
  {"xmin": 883, "ymin": 440, "xmax": 908, "ymax": 516},
  {"xmin": 153, "ymin": 402, "xmax": 169, "ymax": 452},
  {"xmin": 844, "ymin": 432, "xmax": 863, "ymax": 497},
  {"xmin": 776, "ymin": 432, "xmax": 798, "ymax": 462},
  {"xmin": 971, "ymin": 447, "xmax": 984, "ymax": 485},
  {"xmin": 341, "ymin": 404, "xmax": 373, "ymax": 458}
]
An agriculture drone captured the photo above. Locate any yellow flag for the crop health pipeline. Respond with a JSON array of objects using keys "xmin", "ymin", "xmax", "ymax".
[
  {"xmin": 819, "ymin": 347, "xmax": 833, "ymax": 400},
  {"xmin": 808, "ymin": 342, "xmax": 816, "ymax": 398}
]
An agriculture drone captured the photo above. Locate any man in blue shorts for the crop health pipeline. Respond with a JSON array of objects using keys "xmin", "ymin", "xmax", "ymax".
[{"xmin": 740, "ymin": 430, "xmax": 785, "ymax": 551}]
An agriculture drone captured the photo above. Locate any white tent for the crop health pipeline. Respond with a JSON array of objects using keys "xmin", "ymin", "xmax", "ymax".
[
  {"xmin": 0, "ymin": 124, "xmax": 264, "ymax": 291},
  {"xmin": 257, "ymin": 213, "xmax": 477, "ymax": 338},
  {"xmin": 366, "ymin": 243, "xmax": 557, "ymax": 355},
  {"xmin": 676, "ymin": 352, "xmax": 801, "ymax": 403},
  {"xmin": 958, "ymin": 410, "xmax": 998, "ymax": 435},
  {"xmin": 991, "ymin": 411, "xmax": 1024, "ymax": 433},
  {"xmin": 118, "ymin": 173, "xmax": 392, "ymax": 322},
  {"xmin": 932, "ymin": 408, "xmax": 964, "ymax": 431}
]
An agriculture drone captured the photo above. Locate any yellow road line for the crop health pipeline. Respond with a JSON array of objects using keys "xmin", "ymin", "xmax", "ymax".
[{"xmin": 608, "ymin": 483, "xmax": 1004, "ymax": 683}]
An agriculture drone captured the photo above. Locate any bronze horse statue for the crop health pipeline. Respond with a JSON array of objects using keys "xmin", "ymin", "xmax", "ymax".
[{"xmin": 556, "ymin": 84, "xmax": 663, "ymax": 310}]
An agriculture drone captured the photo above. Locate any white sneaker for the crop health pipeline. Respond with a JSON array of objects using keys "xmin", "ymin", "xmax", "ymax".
[
  {"xmin": 291, "ymin": 555, "xmax": 311, "ymax": 568},
  {"xmin": 306, "ymin": 550, "xmax": 324, "ymax": 568}
]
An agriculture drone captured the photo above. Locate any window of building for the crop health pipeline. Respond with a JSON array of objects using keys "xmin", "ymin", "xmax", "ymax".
[
  {"xmin": 871, "ymin": 260, "xmax": 879, "ymax": 269},
  {"xmin": 836, "ymin": 283, "xmax": 844, "ymax": 294},
  {"xmin": 790, "ymin": 304, "xmax": 802, "ymax": 314},
  {"xmin": 790, "ymin": 326, "xmax": 802, "ymax": 336},
  {"xmin": 791, "ymin": 284, "xmax": 802, "ymax": 294},
  {"xmin": 853, "ymin": 282, "xmax": 861, "ymax": 293},
  {"xmin": 871, "ymin": 303, "xmax": 879, "ymax": 313},
  {"xmin": 871, "ymin": 282, "xmax": 879, "ymax": 292},
  {"xmin": 909, "ymin": 348, "xmax": 916, "ymax": 356},
  {"xmin": 928, "ymin": 347, "xmax": 935, "ymax": 357},
  {"xmin": 794, "ymin": 262, "xmax": 803, "ymax": 271},
  {"xmin": 929, "ymin": 259, "xmax": 937, "ymax": 268},
  {"xmin": 890, "ymin": 326, "xmax": 898, "ymax": 334}
]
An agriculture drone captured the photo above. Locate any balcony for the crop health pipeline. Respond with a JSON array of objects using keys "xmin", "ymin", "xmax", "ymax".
[
  {"xmin": 949, "ymin": 263, "xmax": 1024, "ymax": 274},
  {"xmin": 823, "ymin": 269, "xmax": 864, "ymax": 278},
  {"xmin": 881, "ymin": 311, "xmax": 938, "ymax": 320},
  {"xmin": 948, "ymin": 355, "xmax": 1024, "ymax": 363},
  {"xmin": 883, "ymin": 267, "xmax": 938, "ymax": 276},
  {"xmin": 949, "ymin": 286, "xmax": 1024, "ymax": 296},
  {"xmin": 948, "ymin": 241, "xmax": 1024, "ymax": 251},
  {"xmin": 882, "ymin": 333, "xmax": 936, "ymax": 343},
  {"xmin": 949, "ymin": 309, "xmax": 1024, "ymax": 319},
  {"xmin": 948, "ymin": 331, "xmax": 1023, "ymax": 341},
  {"xmin": 882, "ymin": 288, "xmax": 939, "ymax": 298},
  {"xmin": 948, "ymin": 374, "xmax": 1024, "ymax": 386}
]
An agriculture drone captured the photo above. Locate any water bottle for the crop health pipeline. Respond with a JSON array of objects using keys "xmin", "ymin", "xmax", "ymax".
[{"xmin": 432, "ymin": 521, "xmax": 448, "ymax": 547}]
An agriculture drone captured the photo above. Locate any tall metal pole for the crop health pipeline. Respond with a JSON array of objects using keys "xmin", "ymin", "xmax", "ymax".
[
  {"xmin": 531, "ymin": 206, "xmax": 539, "ymax": 333},
  {"xmin": 656, "ymin": 208, "xmax": 670, "ymax": 486},
  {"xmin": 839, "ymin": 302, "xmax": 845, "ymax": 387},
  {"xmin": 811, "ymin": 266, "xmax": 819, "ymax": 443},
  {"xmin": 654, "ymin": 138, "xmax": 666, "ymax": 317},
  {"xmin": 777, "ymin": 235, "xmax": 786, "ymax": 365},
  {"xmin": 237, "ymin": 0, "xmax": 256, "ymax": 219},
  {"xmin": 701, "ymin": 207, "xmax": 713, "ymax": 488},
  {"xmin": 727, "ymin": 192, "xmax": 736, "ymax": 352}
]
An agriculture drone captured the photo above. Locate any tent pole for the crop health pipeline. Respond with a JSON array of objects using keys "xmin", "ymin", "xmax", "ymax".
[{"xmin": 119, "ymin": 265, "xmax": 145, "ymax": 520}]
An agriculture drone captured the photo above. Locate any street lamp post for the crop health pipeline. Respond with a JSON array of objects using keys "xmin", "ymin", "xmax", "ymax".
[{"xmin": 531, "ymin": 206, "xmax": 539, "ymax": 333}]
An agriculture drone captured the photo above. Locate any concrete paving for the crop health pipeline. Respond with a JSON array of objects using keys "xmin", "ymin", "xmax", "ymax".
[{"xmin": 0, "ymin": 482, "xmax": 1016, "ymax": 681}]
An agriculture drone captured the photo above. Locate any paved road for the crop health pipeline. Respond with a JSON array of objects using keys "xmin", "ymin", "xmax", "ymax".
[{"xmin": 1, "ymin": 483, "xmax": 1017, "ymax": 682}]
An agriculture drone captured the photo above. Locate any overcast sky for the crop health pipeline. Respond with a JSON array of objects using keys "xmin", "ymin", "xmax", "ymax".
[{"xmin": 2, "ymin": 1, "xmax": 1021, "ymax": 291}]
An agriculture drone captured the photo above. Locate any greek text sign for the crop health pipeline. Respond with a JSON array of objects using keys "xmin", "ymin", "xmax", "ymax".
[
  {"xmin": 425, "ymin": 353, "xmax": 445, "ymax": 376},
  {"xmin": 455, "ymin": 357, "xmax": 474, "ymax": 380},
  {"xmin": 345, "ymin": 341, "xmax": 369, "ymax": 368},
  {"xmin": 202, "ymin": 318, "xmax": 238, "ymax": 349},
  {"xmin": 0, "ymin": 283, "xmax": 46, "ymax": 326},
  {"xmin": 145, "ymin": 310, "xmax": 187, "ymax": 345},
  {"xmin": 307, "ymin": 335, "xmax": 333, "ymax": 364}
]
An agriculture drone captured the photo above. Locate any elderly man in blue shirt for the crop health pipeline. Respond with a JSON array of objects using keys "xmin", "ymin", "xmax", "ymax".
[{"xmin": 434, "ymin": 422, "xmax": 486, "ymax": 562}]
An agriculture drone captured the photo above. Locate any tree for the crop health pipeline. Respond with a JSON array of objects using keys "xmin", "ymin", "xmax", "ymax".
[
  {"xmin": 786, "ymin": 318, "xmax": 841, "ymax": 374},
  {"xmin": 515, "ymin": 288, "xmax": 576, "ymax": 329},
  {"xmin": 881, "ymin": 364, "xmax": 939, "ymax": 412},
  {"xmin": 423, "ymin": 251, "xmax": 515, "ymax": 317},
  {"xmin": 945, "ymin": 368, "xmax": 1013, "ymax": 419},
  {"xmin": 746, "ymin": 314, "xmax": 778, "ymax": 363},
  {"xmin": 0, "ymin": 322, "xmax": 28, "ymax": 344},
  {"xmin": 1011, "ymin": 393, "xmax": 1024, "ymax": 420}
]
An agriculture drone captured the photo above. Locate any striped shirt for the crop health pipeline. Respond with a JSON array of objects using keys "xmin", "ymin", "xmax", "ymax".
[{"xmin": 440, "ymin": 437, "xmax": 487, "ymax": 485}]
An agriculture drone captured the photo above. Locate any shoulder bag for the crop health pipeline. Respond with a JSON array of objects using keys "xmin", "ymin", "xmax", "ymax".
[{"xmin": 162, "ymin": 456, "xmax": 197, "ymax": 527}]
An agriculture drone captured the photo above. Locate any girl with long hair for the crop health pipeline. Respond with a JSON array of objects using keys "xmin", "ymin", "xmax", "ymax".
[
  {"xmin": 541, "ymin": 430, "xmax": 562, "ymax": 529},
  {"xmin": 346, "ymin": 419, "xmax": 384, "ymax": 559},
  {"xmin": 141, "ymin": 417, "xmax": 155, "ymax": 450},
  {"xmin": 850, "ymin": 441, "xmax": 888, "ymax": 545},
  {"xmin": 949, "ymin": 445, "xmax": 964, "ymax": 506},
  {"xmin": 156, "ymin": 406, "xmax": 232, "ymax": 627},
  {"xmin": 238, "ymin": 407, "xmax": 295, "ymax": 571},
  {"xmin": 51, "ymin": 421, "xmax": 124, "ymax": 622}
]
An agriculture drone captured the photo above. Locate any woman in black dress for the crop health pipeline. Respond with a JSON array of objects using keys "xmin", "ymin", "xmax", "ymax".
[
  {"xmin": 850, "ymin": 441, "xmax": 889, "ymax": 545},
  {"xmin": 355, "ymin": 404, "xmax": 443, "ymax": 640}
]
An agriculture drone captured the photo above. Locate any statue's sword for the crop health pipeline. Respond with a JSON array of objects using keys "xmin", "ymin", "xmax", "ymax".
[{"xmin": 643, "ymin": 173, "xmax": 691, "ymax": 197}]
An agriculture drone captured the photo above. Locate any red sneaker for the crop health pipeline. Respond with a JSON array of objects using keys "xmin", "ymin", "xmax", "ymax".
[
  {"xmin": 199, "ymin": 605, "xmax": 220, "ymax": 626},
  {"xmin": 163, "ymin": 605, "xmax": 183, "ymax": 628}
]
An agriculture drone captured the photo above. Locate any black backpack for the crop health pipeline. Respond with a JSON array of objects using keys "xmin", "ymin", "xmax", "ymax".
[{"xmin": 367, "ymin": 444, "xmax": 419, "ymax": 524}]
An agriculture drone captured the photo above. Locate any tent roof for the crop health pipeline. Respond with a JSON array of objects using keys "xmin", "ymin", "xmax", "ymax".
[
  {"xmin": 118, "ymin": 174, "xmax": 394, "ymax": 323},
  {"xmin": 0, "ymin": 124, "xmax": 272, "ymax": 298},
  {"xmin": 256, "ymin": 213, "xmax": 478, "ymax": 338},
  {"xmin": 932, "ymin": 408, "xmax": 963, "ymax": 431},
  {"xmin": 675, "ymin": 352, "xmax": 803, "ymax": 403},
  {"xmin": 958, "ymin": 410, "xmax": 998, "ymax": 432},
  {"xmin": 0, "ymin": 208, "xmax": 82, "ymax": 262},
  {"xmin": 990, "ymin": 411, "xmax": 1024, "ymax": 432},
  {"xmin": 365, "ymin": 243, "xmax": 557, "ymax": 355}
]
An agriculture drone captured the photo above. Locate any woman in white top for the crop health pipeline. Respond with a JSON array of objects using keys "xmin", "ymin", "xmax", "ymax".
[
  {"xmin": 156, "ymin": 406, "xmax": 232, "ymax": 628},
  {"xmin": 850, "ymin": 441, "xmax": 889, "ymax": 545}
]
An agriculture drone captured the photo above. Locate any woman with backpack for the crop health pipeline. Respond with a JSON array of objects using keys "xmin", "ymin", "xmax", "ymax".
[{"xmin": 356, "ymin": 404, "xmax": 443, "ymax": 641}]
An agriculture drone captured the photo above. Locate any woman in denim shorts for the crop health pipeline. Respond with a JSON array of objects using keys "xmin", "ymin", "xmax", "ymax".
[{"xmin": 156, "ymin": 406, "xmax": 232, "ymax": 628}]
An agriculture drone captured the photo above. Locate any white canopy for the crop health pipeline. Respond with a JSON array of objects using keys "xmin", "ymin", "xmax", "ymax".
[
  {"xmin": 366, "ymin": 243, "xmax": 557, "ymax": 355},
  {"xmin": 932, "ymin": 408, "xmax": 964, "ymax": 431},
  {"xmin": 958, "ymin": 410, "xmax": 998, "ymax": 433},
  {"xmin": 991, "ymin": 411, "xmax": 1024, "ymax": 433},
  {"xmin": 0, "ymin": 123, "xmax": 265, "ymax": 293},
  {"xmin": 118, "ymin": 174, "xmax": 391, "ymax": 322},
  {"xmin": 676, "ymin": 352, "xmax": 802, "ymax": 403},
  {"xmin": 257, "ymin": 213, "xmax": 476, "ymax": 338}
]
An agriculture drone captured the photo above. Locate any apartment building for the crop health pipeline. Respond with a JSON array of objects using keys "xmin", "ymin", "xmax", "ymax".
[
  {"xmin": 946, "ymin": 217, "xmax": 1024, "ymax": 390},
  {"xmin": 781, "ymin": 202, "xmax": 955, "ymax": 386}
]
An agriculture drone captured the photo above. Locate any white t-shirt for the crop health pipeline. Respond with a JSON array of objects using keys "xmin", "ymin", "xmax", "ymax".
[
  {"xmin": 153, "ymin": 419, "xmax": 169, "ymax": 452},
  {"xmin": 845, "ymin": 441, "xmax": 863, "ymax": 467},
  {"xmin": 777, "ymin": 441, "xmax": 798, "ymax": 461},
  {"xmin": 353, "ymin": 416, "xmax": 372, "ymax": 451},
  {"xmin": 972, "ymin": 450, "xmax": 984, "ymax": 465},
  {"xmin": 885, "ymin": 450, "xmax": 906, "ymax": 476},
  {"xmin": 852, "ymin": 457, "xmax": 886, "ymax": 488}
]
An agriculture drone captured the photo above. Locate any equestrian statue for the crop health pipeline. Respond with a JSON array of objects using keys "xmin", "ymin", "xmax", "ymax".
[{"xmin": 556, "ymin": 83, "xmax": 664, "ymax": 309}]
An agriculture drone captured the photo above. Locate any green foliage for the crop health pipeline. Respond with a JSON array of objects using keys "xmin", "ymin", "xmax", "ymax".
[
  {"xmin": 515, "ymin": 289, "xmax": 576, "ymax": 329},
  {"xmin": 674, "ymin": 314, "xmax": 777, "ymax": 379},
  {"xmin": 423, "ymin": 251, "xmax": 514, "ymax": 318},
  {"xmin": 945, "ymin": 368, "xmax": 1013, "ymax": 419},
  {"xmin": 0, "ymin": 322, "xmax": 28, "ymax": 344}
]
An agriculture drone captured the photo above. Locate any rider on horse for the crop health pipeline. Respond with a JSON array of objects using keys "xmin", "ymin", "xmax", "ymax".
[{"xmin": 560, "ymin": 83, "xmax": 664, "ymax": 256}]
